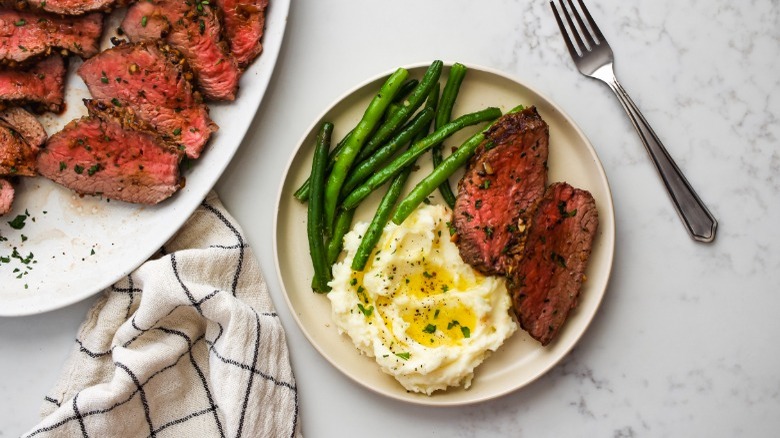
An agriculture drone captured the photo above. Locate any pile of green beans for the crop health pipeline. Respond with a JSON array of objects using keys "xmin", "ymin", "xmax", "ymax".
[{"xmin": 301, "ymin": 61, "xmax": 522, "ymax": 292}]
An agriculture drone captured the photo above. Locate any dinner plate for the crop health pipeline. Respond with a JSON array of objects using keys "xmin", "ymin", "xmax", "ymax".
[
  {"xmin": 0, "ymin": 1, "xmax": 290, "ymax": 316},
  {"xmin": 274, "ymin": 63, "xmax": 615, "ymax": 405}
]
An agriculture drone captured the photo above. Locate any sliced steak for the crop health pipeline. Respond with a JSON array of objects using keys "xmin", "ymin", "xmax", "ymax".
[
  {"xmin": 0, "ymin": 9, "xmax": 103, "ymax": 65},
  {"xmin": 38, "ymin": 99, "xmax": 182, "ymax": 205},
  {"xmin": 0, "ymin": 54, "xmax": 66, "ymax": 112},
  {"xmin": 0, "ymin": 121, "xmax": 37, "ymax": 176},
  {"xmin": 0, "ymin": 0, "xmax": 127, "ymax": 16},
  {"xmin": 214, "ymin": 0, "xmax": 269, "ymax": 68},
  {"xmin": 453, "ymin": 107, "xmax": 549, "ymax": 276},
  {"xmin": 78, "ymin": 42, "xmax": 217, "ymax": 159},
  {"xmin": 0, "ymin": 106, "xmax": 46, "ymax": 148},
  {"xmin": 0, "ymin": 177, "xmax": 13, "ymax": 214},
  {"xmin": 507, "ymin": 182, "xmax": 599, "ymax": 346},
  {"xmin": 121, "ymin": 1, "xmax": 241, "ymax": 101}
]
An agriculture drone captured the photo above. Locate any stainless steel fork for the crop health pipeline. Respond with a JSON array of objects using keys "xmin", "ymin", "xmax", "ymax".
[{"xmin": 550, "ymin": 0, "xmax": 717, "ymax": 243}]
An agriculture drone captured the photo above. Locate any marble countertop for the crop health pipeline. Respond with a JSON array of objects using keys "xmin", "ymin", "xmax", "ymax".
[{"xmin": 2, "ymin": 0, "xmax": 779, "ymax": 436}]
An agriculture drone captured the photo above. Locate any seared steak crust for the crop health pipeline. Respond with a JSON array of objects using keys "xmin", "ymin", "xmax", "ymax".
[
  {"xmin": 0, "ymin": 106, "xmax": 46, "ymax": 148},
  {"xmin": 121, "ymin": 0, "xmax": 241, "ymax": 101},
  {"xmin": 0, "ymin": 54, "xmax": 66, "ymax": 112},
  {"xmin": 0, "ymin": 177, "xmax": 13, "ymax": 214},
  {"xmin": 78, "ymin": 42, "xmax": 218, "ymax": 159},
  {"xmin": 38, "ymin": 99, "xmax": 182, "ymax": 205},
  {"xmin": 215, "ymin": 0, "xmax": 269, "ymax": 68},
  {"xmin": 453, "ymin": 107, "xmax": 549, "ymax": 275},
  {"xmin": 0, "ymin": 9, "xmax": 103, "ymax": 65},
  {"xmin": 0, "ymin": 0, "xmax": 127, "ymax": 16},
  {"xmin": 507, "ymin": 182, "xmax": 599, "ymax": 346},
  {"xmin": 0, "ymin": 121, "xmax": 36, "ymax": 176}
]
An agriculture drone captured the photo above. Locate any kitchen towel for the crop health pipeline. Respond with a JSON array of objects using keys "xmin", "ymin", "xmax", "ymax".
[{"xmin": 24, "ymin": 192, "xmax": 301, "ymax": 438}]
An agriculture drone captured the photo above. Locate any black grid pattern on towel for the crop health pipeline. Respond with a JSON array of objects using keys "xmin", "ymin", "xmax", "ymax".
[{"xmin": 25, "ymin": 197, "xmax": 299, "ymax": 438}]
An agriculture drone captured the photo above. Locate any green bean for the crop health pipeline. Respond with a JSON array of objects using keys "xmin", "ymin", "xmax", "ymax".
[
  {"xmin": 350, "ymin": 86, "xmax": 439, "ymax": 271},
  {"xmin": 393, "ymin": 79, "xmax": 419, "ymax": 104},
  {"xmin": 391, "ymin": 105, "xmax": 526, "ymax": 225},
  {"xmin": 356, "ymin": 61, "xmax": 443, "ymax": 162},
  {"xmin": 323, "ymin": 68, "xmax": 409, "ymax": 230},
  {"xmin": 326, "ymin": 208, "xmax": 355, "ymax": 265},
  {"xmin": 432, "ymin": 63, "xmax": 467, "ymax": 208},
  {"xmin": 341, "ymin": 107, "xmax": 501, "ymax": 211},
  {"xmin": 341, "ymin": 107, "xmax": 434, "ymax": 195},
  {"xmin": 293, "ymin": 129, "xmax": 353, "ymax": 202},
  {"xmin": 307, "ymin": 122, "xmax": 334, "ymax": 293},
  {"xmin": 351, "ymin": 164, "xmax": 413, "ymax": 271}
]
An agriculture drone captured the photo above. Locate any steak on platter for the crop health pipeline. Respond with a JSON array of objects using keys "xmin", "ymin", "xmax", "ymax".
[
  {"xmin": 0, "ymin": 9, "xmax": 103, "ymax": 65},
  {"xmin": 453, "ymin": 107, "xmax": 549, "ymax": 276},
  {"xmin": 0, "ymin": 106, "xmax": 46, "ymax": 149},
  {"xmin": 0, "ymin": 120, "xmax": 37, "ymax": 176},
  {"xmin": 121, "ymin": 0, "xmax": 241, "ymax": 101},
  {"xmin": 38, "ymin": 99, "xmax": 183, "ymax": 205},
  {"xmin": 0, "ymin": 0, "xmax": 128, "ymax": 16},
  {"xmin": 214, "ymin": 0, "xmax": 269, "ymax": 68},
  {"xmin": 506, "ymin": 182, "xmax": 599, "ymax": 346},
  {"xmin": 78, "ymin": 42, "xmax": 218, "ymax": 159},
  {"xmin": 0, "ymin": 177, "xmax": 13, "ymax": 215},
  {"xmin": 0, "ymin": 54, "xmax": 66, "ymax": 113}
]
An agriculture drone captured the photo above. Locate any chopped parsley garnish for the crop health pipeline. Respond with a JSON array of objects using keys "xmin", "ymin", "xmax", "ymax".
[
  {"xmin": 423, "ymin": 324, "xmax": 436, "ymax": 334},
  {"xmin": 357, "ymin": 303, "xmax": 373, "ymax": 317},
  {"xmin": 395, "ymin": 352, "xmax": 410, "ymax": 360},
  {"xmin": 141, "ymin": 16, "xmax": 148, "ymax": 27},
  {"xmin": 558, "ymin": 201, "xmax": 577, "ymax": 218},
  {"xmin": 74, "ymin": 165, "xmax": 84, "ymax": 174},
  {"xmin": 14, "ymin": 19, "xmax": 26, "ymax": 26},
  {"xmin": 447, "ymin": 320, "xmax": 460, "ymax": 330},
  {"xmin": 173, "ymin": 127, "xmax": 182, "ymax": 135},
  {"xmin": 551, "ymin": 252, "xmax": 567, "ymax": 268},
  {"xmin": 460, "ymin": 326, "xmax": 471, "ymax": 338},
  {"xmin": 7, "ymin": 214, "xmax": 27, "ymax": 230}
]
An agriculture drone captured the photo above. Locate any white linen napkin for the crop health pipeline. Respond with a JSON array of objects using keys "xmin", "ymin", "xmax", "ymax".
[{"xmin": 24, "ymin": 192, "xmax": 301, "ymax": 438}]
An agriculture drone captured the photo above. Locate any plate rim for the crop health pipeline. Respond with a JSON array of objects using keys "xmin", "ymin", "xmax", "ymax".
[
  {"xmin": 0, "ymin": 0, "xmax": 291, "ymax": 317},
  {"xmin": 273, "ymin": 61, "xmax": 616, "ymax": 406}
]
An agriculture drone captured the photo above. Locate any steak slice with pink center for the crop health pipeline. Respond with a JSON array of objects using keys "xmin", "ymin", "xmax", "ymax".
[
  {"xmin": 0, "ymin": 9, "xmax": 103, "ymax": 65},
  {"xmin": 78, "ymin": 42, "xmax": 217, "ymax": 159},
  {"xmin": 121, "ymin": 0, "xmax": 241, "ymax": 101},
  {"xmin": 38, "ymin": 100, "xmax": 182, "ymax": 205},
  {"xmin": 507, "ymin": 182, "xmax": 599, "ymax": 346},
  {"xmin": 0, "ymin": 54, "xmax": 66, "ymax": 112},
  {"xmin": 214, "ymin": 0, "xmax": 269, "ymax": 68},
  {"xmin": 0, "ymin": 0, "xmax": 129, "ymax": 16},
  {"xmin": 453, "ymin": 107, "xmax": 549, "ymax": 276}
]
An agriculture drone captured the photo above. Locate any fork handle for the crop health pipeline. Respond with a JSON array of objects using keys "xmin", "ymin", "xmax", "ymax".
[{"xmin": 606, "ymin": 78, "xmax": 717, "ymax": 243}]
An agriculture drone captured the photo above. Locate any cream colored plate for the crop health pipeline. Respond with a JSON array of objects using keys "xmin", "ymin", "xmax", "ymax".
[
  {"xmin": 0, "ymin": 1, "xmax": 289, "ymax": 316},
  {"xmin": 274, "ymin": 63, "xmax": 615, "ymax": 406}
]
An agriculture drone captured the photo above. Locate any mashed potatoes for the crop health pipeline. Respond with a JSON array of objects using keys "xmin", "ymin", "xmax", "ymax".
[{"xmin": 328, "ymin": 204, "xmax": 517, "ymax": 395}]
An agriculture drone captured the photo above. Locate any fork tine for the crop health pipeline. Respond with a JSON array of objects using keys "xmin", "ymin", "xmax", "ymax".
[
  {"xmin": 557, "ymin": 0, "xmax": 587, "ymax": 55},
  {"xmin": 566, "ymin": 0, "xmax": 596, "ymax": 49},
  {"xmin": 549, "ymin": 1, "xmax": 581, "ymax": 60},
  {"xmin": 576, "ymin": 0, "xmax": 605, "ymax": 43}
]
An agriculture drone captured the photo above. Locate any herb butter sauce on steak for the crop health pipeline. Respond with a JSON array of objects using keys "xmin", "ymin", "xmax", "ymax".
[{"xmin": 453, "ymin": 106, "xmax": 549, "ymax": 276}]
